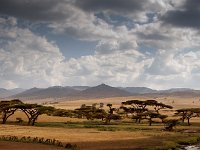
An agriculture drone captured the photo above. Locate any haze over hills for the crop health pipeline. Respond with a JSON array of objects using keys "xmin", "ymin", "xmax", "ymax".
[{"xmin": 1, "ymin": 84, "xmax": 200, "ymax": 100}]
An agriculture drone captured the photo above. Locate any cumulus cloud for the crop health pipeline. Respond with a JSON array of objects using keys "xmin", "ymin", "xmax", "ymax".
[
  {"xmin": 63, "ymin": 50, "xmax": 152, "ymax": 86},
  {"xmin": 0, "ymin": 18, "xmax": 66, "ymax": 88},
  {"xmin": 0, "ymin": 1, "xmax": 200, "ymax": 90}
]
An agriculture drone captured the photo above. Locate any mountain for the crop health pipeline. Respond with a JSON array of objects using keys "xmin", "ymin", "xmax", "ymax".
[
  {"xmin": 76, "ymin": 84, "xmax": 131, "ymax": 98},
  {"xmin": 12, "ymin": 86, "xmax": 79, "ymax": 99},
  {"xmin": 160, "ymin": 88, "xmax": 194, "ymax": 93},
  {"xmin": 71, "ymin": 86, "xmax": 90, "ymax": 91},
  {"xmin": 13, "ymin": 87, "xmax": 43, "ymax": 98},
  {"xmin": 156, "ymin": 89, "xmax": 200, "ymax": 97},
  {"xmin": 0, "ymin": 88, "xmax": 25, "ymax": 98},
  {"xmin": 122, "ymin": 87, "xmax": 157, "ymax": 94},
  {"xmin": 7, "ymin": 85, "xmax": 200, "ymax": 101}
]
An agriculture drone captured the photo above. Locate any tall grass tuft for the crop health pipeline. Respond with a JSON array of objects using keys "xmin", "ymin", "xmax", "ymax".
[{"xmin": 0, "ymin": 135, "xmax": 77, "ymax": 149}]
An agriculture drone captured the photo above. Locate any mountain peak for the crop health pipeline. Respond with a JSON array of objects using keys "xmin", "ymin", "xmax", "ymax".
[
  {"xmin": 98, "ymin": 83, "xmax": 110, "ymax": 87},
  {"xmin": 78, "ymin": 84, "xmax": 131, "ymax": 98}
]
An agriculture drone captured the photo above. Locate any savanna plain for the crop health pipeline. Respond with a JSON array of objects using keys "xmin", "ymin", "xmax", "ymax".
[{"xmin": 1, "ymin": 95, "xmax": 200, "ymax": 150}]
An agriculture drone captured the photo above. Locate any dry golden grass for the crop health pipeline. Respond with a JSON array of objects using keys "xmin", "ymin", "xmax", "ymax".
[
  {"xmin": 8, "ymin": 111, "xmax": 83, "ymax": 123},
  {"xmin": 48, "ymin": 95, "xmax": 200, "ymax": 110},
  {"xmin": 0, "ymin": 124, "xmax": 149, "ymax": 143},
  {"xmin": 3, "ymin": 95, "xmax": 200, "ymax": 149}
]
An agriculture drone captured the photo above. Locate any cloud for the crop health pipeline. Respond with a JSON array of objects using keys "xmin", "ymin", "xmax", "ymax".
[
  {"xmin": 0, "ymin": 18, "xmax": 65, "ymax": 88},
  {"xmin": 0, "ymin": 0, "xmax": 73, "ymax": 22},
  {"xmin": 161, "ymin": 0, "xmax": 200, "ymax": 29},
  {"xmin": 0, "ymin": 0, "xmax": 172, "ymax": 24},
  {"xmin": 63, "ymin": 50, "xmax": 152, "ymax": 86},
  {"xmin": 74, "ymin": 0, "xmax": 171, "ymax": 23},
  {"xmin": 132, "ymin": 21, "xmax": 200, "ymax": 50},
  {"xmin": 1, "ymin": 1, "xmax": 200, "ymax": 90},
  {"xmin": 75, "ymin": 0, "xmax": 145, "ymax": 12}
]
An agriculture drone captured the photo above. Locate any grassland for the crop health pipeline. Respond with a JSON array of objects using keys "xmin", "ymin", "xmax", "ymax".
[{"xmin": 2, "ymin": 95, "xmax": 200, "ymax": 149}]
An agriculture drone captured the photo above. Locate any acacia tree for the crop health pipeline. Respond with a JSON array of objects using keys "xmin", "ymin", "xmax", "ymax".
[
  {"xmin": 74, "ymin": 104, "xmax": 107, "ymax": 121},
  {"xmin": 0, "ymin": 99, "xmax": 23, "ymax": 124},
  {"xmin": 153, "ymin": 102, "xmax": 173, "ymax": 113},
  {"xmin": 18, "ymin": 104, "xmax": 54, "ymax": 126},
  {"xmin": 142, "ymin": 111, "xmax": 162, "ymax": 126},
  {"xmin": 50, "ymin": 109, "xmax": 74, "ymax": 117},
  {"xmin": 175, "ymin": 108, "xmax": 200, "ymax": 125},
  {"xmin": 122, "ymin": 100, "xmax": 150, "ymax": 123},
  {"xmin": 175, "ymin": 109, "xmax": 188, "ymax": 123},
  {"xmin": 164, "ymin": 119, "xmax": 179, "ymax": 131},
  {"xmin": 105, "ymin": 103, "xmax": 120, "ymax": 124},
  {"xmin": 75, "ymin": 105, "xmax": 96, "ymax": 120},
  {"xmin": 122, "ymin": 100, "xmax": 172, "ymax": 124}
]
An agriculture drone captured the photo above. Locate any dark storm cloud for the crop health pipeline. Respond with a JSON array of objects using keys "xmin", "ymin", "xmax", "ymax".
[
  {"xmin": 0, "ymin": 0, "xmax": 151, "ymax": 24},
  {"xmin": 75, "ymin": 0, "xmax": 147, "ymax": 13},
  {"xmin": 0, "ymin": 0, "xmax": 70, "ymax": 22},
  {"xmin": 162, "ymin": 0, "xmax": 200, "ymax": 28}
]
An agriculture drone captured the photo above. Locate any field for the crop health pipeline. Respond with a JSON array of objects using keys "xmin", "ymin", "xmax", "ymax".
[{"xmin": 2, "ymin": 95, "xmax": 200, "ymax": 150}]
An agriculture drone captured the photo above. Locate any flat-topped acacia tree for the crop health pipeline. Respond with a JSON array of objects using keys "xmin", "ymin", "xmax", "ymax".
[
  {"xmin": 105, "ymin": 103, "xmax": 121, "ymax": 124},
  {"xmin": 121, "ymin": 100, "xmax": 172, "ymax": 124},
  {"xmin": 141, "ymin": 111, "xmax": 162, "ymax": 126},
  {"xmin": 0, "ymin": 99, "xmax": 23, "ymax": 124},
  {"xmin": 18, "ymin": 104, "xmax": 54, "ymax": 126},
  {"xmin": 175, "ymin": 108, "xmax": 200, "ymax": 125}
]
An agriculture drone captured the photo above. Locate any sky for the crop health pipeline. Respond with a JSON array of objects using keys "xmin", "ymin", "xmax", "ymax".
[{"xmin": 0, "ymin": 0, "xmax": 200, "ymax": 90}]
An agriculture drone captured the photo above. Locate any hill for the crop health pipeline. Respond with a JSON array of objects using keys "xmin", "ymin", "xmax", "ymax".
[
  {"xmin": 0, "ymin": 88, "xmax": 25, "ymax": 98},
  {"xmin": 7, "ymin": 85, "xmax": 200, "ymax": 101},
  {"xmin": 122, "ymin": 87, "xmax": 157, "ymax": 94},
  {"xmin": 76, "ymin": 84, "xmax": 131, "ymax": 98},
  {"xmin": 71, "ymin": 86, "xmax": 90, "ymax": 91},
  {"xmin": 160, "ymin": 88, "xmax": 194, "ymax": 93},
  {"xmin": 12, "ymin": 86, "xmax": 79, "ymax": 99}
]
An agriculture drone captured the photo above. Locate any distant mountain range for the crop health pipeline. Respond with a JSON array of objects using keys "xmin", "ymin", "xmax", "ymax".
[
  {"xmin": 0, "ymin": 84, "xmax": 199, "ymax": 100},
  {"xmin": 13, "ymin": 86, "xmax": 79, "ymax": 99},
  {"xmin": 10, "ymin": 84, "xmax": 130, "ymax": 100},
  {"xmin": 120, "ymin": 87, "xmax": 157, "ymax": 94},
  {"xmin": 0, "ymin": 88, "xmax": 25, "ymax": 98},
  {"xmin": 75, "ymin": 84, "xmax": 131, "ymax": 99}
]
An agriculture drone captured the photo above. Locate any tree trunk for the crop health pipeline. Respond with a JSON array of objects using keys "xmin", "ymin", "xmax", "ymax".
[
  {"xmin": 31, "ymin": 119, "xmax": 36, "ymax": 126},
  {"xmin": 2, "ymin": 116, "xmax": 6, "ymax": 124},
  {"xmin": 182, "ymin": 117, "xmax": 185, "ymax": 123},
  {"xmin": 138, "ymin": 117, "xmax": 141, "ymax": 123},
  {"xmin": 149, "ymin": 118, "xmax": 152, "ymax": 126},
  {"xmin": 27, "ymin": 118, "xmax": 32, "ymax": 125},
  {"xmin": 31, "ymin": 115, "xmax": 39, "ymax": 126},
  {"xmin": 187, "ymin": 118, "xmax": 190, "ymax": 126}
]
